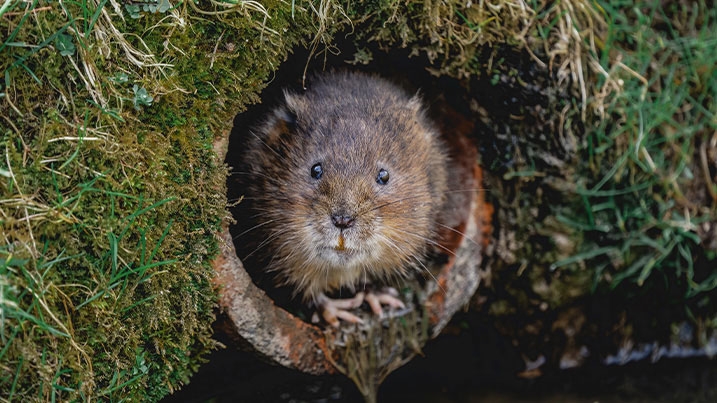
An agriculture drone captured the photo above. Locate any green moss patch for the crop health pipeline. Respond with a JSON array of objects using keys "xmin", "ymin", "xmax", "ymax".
[{"xmin": 1, "ymin": 0, "xmax": 321, "ymax": 400}]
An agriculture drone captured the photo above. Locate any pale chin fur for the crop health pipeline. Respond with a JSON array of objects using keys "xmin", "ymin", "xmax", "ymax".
[
  {"xmin": 313, "ymin": 229, "xmax": 383, "ymax": 270},
  {"xmin": 316, "ymin": 248, "xmax": 363, "ymax": 267}
]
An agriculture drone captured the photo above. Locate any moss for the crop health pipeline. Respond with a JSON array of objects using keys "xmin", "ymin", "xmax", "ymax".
[{"xmin": 1, "ymin": 1, "xmax": 320, "ymax": 400}]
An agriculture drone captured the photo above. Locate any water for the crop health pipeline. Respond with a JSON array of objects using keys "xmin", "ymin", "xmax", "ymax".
[{"xmin": 163, "ymin": 324, "xmax": 717, "ymax": 403}]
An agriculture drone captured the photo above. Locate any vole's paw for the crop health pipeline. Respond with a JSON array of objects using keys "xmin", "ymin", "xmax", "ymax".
[
  {"xmin": 312, "ymin": 288, "xmax": 406, "ymax": 326},
  {"xmin": 313, "ymin": 292, "xmax": 365, "ymax": 327},
  {"xmin": 365, "ymin": 287, "xmax": 405, "ymax": 318}
]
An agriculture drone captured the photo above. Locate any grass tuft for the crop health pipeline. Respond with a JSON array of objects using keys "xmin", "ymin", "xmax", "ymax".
[
  {"xmin": 0, "ymin": 0, "xmax": 322, "ymax": 399},
  {"xmin": 559, "ymin": 0, "xmax": 716, "ymax": 297}
]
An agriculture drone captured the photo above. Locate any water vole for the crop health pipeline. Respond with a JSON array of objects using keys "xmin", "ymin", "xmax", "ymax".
[{"xmin": 237, "ymin": 72, "xmax": 448, "ymax": 326}]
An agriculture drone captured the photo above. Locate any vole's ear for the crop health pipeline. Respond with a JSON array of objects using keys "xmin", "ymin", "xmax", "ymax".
[
  {"xmin": 278, "ymin": 91, "xmax": 307, "ymax": 126},
  {"xmin": 407, "ymin": 92, "xmax": 441, "ymax": 142},
  {"xmin": 407, "ymin": 92, "xmax": 425, "ymax": 114},
  {"xmin": 259, "ymin": 91, "xmax": 304, "ymax": 148}
]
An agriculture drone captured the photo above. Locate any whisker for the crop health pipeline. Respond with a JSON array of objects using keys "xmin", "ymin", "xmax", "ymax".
[
  {"xmin": 376, "ymin": 233, "xmax": 413, "ymax": 269},
  {"xmin": 377, "ymin": 230, "xmax": 446, "ymax": 292},
  {"xmin": 388, "ymin": 226, "xmax": 458, "ymax": 258},
  {"xmin": 241, "ymin": 227, "xmax": 292, "ymax": 261},
  {"xmin": 358, "ymin": 187, "xmax": 492, "ymax": 216},
  {"xmin": 441, "ymin": 188, "xmax": 490, "ymax": 194},
  {"xmin": 411, "ymin": 255, "xmax": 446, "ymax": 294},
  {"xmin": 244, "ymin": 210, "xmax": 284, "ymax": 220},
  {"xmin": 362, "ymin": 191, "xmax": 435, "ymax": 214},
  {"xmin": 232, "ymin": 218, "xmax": 280, "ymax": 239},
  {"xmin": 228, "ymin": 170, "xmax": 279, "ymax": 183},
  {"xmin": 434, "ymin": 222, "xmax": 483, "ymax": 250},
  {"xmin": 249, "ymin": 130, "xmax": 289, "ymax": 165}
]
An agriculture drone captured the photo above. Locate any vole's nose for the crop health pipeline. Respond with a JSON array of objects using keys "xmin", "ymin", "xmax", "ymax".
[{"xmin": 331, "ymin": 213, "xmax": 355, "ymax": 229}]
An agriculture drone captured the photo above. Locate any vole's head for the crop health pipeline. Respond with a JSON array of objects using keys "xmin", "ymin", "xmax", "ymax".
[{"xmin": 244, "ymin": 73, "xmax": 448, "ymax": 299}]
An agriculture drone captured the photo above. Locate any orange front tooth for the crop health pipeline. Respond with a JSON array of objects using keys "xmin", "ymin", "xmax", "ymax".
[{"xmin": 335, "ymin": 234, "xmax": 345, "ymax": 251}]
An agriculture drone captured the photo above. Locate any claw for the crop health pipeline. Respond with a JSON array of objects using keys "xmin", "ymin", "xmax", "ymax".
[
  {"xmin": 316, "ymin": 292, "xmax": 365, "ymax": 327},
  {"xmin": 365, "ymin": 288, "xmax": 405, "ymax": 317},
  {"xmin": 314, "ymin": 288, "xmax": 405, "ymax": 326}
]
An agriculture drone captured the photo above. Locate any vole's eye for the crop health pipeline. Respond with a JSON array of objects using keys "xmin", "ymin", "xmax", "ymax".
[
  {"xmin": 311, "ymin": 163, "xmax": 323, "ymax": 180},
  {"xmin": 376, "ymin": 168, "xmax": 390, "ymax": 185}
]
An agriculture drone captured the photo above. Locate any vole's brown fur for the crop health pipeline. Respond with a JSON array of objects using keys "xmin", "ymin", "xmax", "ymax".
[{"xmin": 240, "ymin": 72, "xmax": 448, "ymax": 304}]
